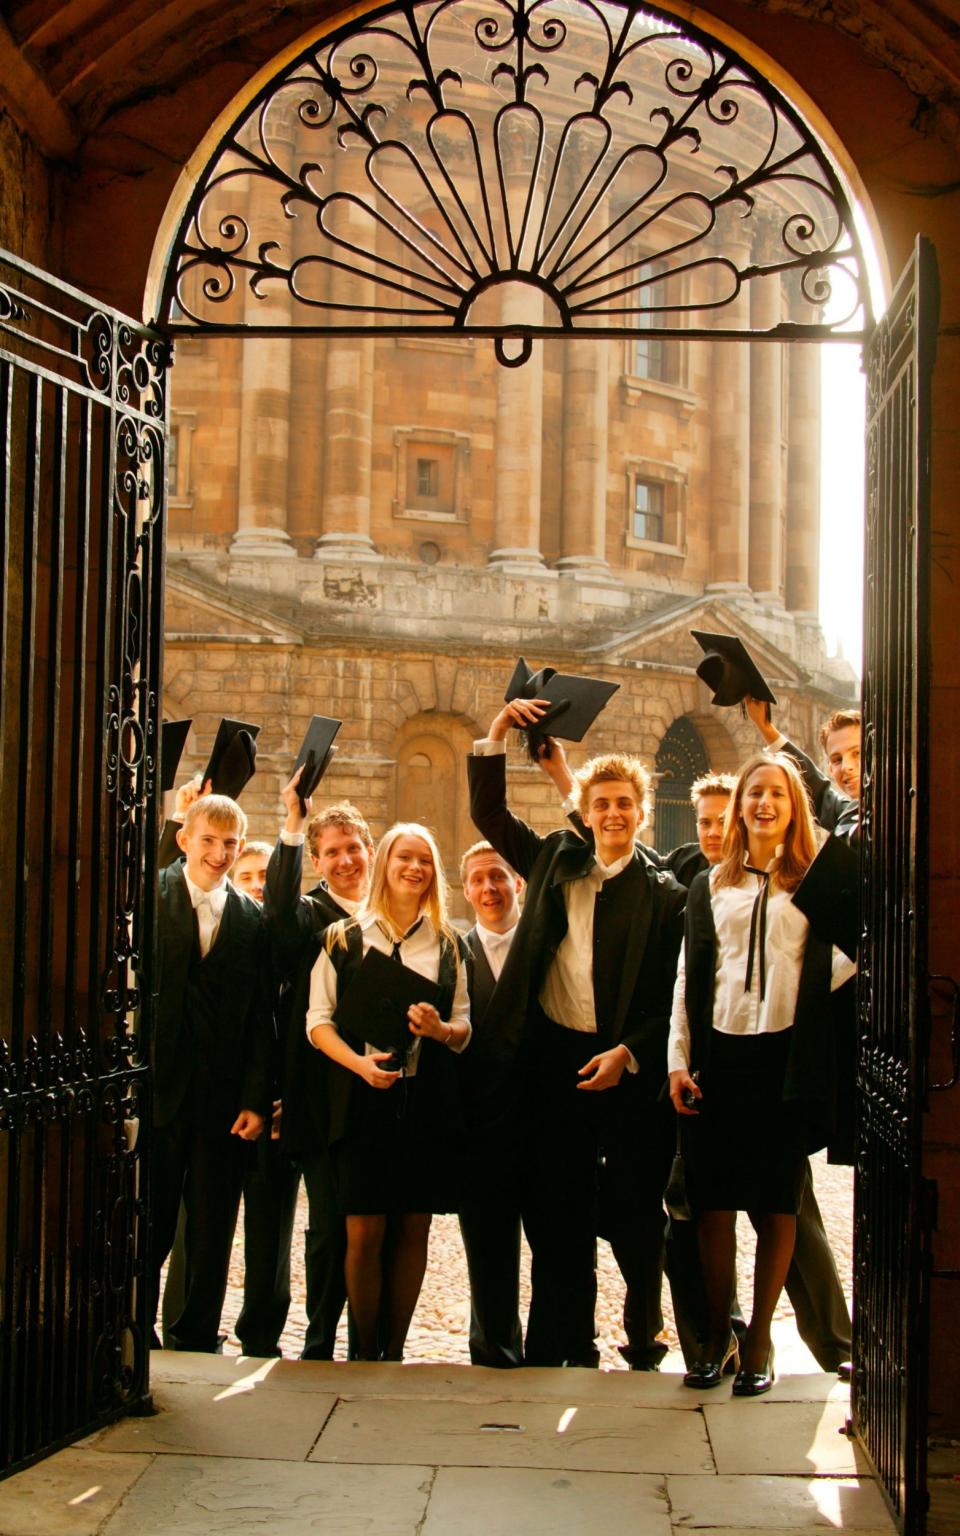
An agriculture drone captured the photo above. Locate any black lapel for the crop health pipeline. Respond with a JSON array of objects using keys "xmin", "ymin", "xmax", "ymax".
[
  {"xmin": 166, "ymin": 861, "xmax": 201, "ymax": 959},
  {"xmin": 611, "ymin": 855, "xmax": 654, "ymax": 1032},
  {"xmin": 465, "ymin": 925, "xmax": 497, "ymax": 1027},
  {"xmin": 207, "ymin": 881, "xmax": 245, "ymax": 959}
]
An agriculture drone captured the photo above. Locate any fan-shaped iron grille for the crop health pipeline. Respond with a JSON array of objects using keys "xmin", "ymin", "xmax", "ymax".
[{"xmin": 156, "ymin": 0, "xmax": 871, "ymax": 362}]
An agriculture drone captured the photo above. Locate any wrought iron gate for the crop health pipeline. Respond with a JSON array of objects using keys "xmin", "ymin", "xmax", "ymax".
[
  {"xmin": 854, "ymin": 236, "xmax": 938, "ymax": 1534},
  {"xmin": 0, "ymin": 250, "xmax": 167, "ymax": 1474}
]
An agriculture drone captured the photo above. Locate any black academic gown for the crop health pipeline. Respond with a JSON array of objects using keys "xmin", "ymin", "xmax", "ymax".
[
  {"xmin": 151, "ymin": 861, "xmax": 275, "ymax": 1351},
  {"xmin": 261, "ymin": 836, "xmax": 355, "ymax": 1359},
  {"xmin": 468, "ymin": 750, "xmax": 685, "ymax": 1366},
  {"xmin": 457, "ymin": 925, "xmax": 526, "ymax": 1367}
]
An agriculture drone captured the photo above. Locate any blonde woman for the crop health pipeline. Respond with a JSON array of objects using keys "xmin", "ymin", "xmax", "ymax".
[
  {"xmin": 668, "ymin": 754, "xmax": 855, "ymax": 1395},
  {"xmin": 306, "ymin": 823, "xmax": 470, "ymax": 1360}
]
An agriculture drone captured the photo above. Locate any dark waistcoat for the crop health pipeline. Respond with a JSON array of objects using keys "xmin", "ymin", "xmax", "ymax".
[{"xmin": 592, "ymin": 859, "xmax": 645, "ymax": 1039}]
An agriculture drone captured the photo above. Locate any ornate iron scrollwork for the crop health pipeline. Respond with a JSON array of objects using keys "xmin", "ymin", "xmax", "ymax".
[
  {"xmin": 157, "ymin": 0, "xmax": 870, "ymax": 357},
  {"xmin": 1, "ymin": 247, "xmax": 168, "ymax": 1471}
]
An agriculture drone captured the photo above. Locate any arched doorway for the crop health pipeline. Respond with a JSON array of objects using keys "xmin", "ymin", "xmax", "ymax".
[
  {"xmin": 0, "ymin": 6, "xmax": 933, "ymax": 1523},
  {"xmin": 653, "ymin": 716, "xmax": 710, "ymax": 852}
]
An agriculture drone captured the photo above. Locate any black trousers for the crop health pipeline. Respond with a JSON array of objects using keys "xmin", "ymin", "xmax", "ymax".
[
  {"xmin": 150, "ymin": 1105, "xmax": 247, "ymax": 1353},
  {"xmin": 520, "ymin": 1020, "xmax": 682, "ymax": 1369},
  {"xmin": 458, "ymin": 1200, "xmax": 524, "ymax": 1367},
  {"xmin": 234, "ymin": 1143, "xmax": 301, "ymax": 1356},
  {"xmin": 299, "ymin": 1145, "xmax": 352, "ymax": 1360}
]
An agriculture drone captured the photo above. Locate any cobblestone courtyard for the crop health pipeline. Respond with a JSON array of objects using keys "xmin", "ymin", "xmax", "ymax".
[{"xmin": 209, "ymin": 1152, "xmax": 853, "ymax": 1370}]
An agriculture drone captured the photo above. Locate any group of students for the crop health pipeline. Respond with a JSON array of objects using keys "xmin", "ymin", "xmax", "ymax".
[{"xmin": 149, "ymin": 666, "xmax": 862, "ymax": 1398}]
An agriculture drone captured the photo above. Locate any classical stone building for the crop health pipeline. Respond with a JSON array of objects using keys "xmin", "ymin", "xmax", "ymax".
[
  {"xmin": 3, "ymin": 2, "xmax": 958, "ymax": 1520},
  {"xmin": 161, "ymin": 36, "xmax": 854, "ymax": 884},
  {"xmin": 165, "ymin": 318, "xmax": 852, "ymax": 891}
]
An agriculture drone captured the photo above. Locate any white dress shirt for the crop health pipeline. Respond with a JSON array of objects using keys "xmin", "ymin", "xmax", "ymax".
[
  {"xmin": 474, "ymin": 920, "xmax": 518, "ymax": 981},
  {"xmin": 667, "ymin": 865, "xmax": 858, "ymax": 1072},
  {"xmin": 306, "ymin": 911, "xmax": 471, "ymax": 1075},
  {"xmin": 539, "ymin": 849, "xmax": 635, "ymax": 1034},
  {"xmin": 182, "ymin": 870, "xmax": 229, "ymax": 958},
  {"xmin": 471, "ymin": 734, "xmax": 638, "ymax": 1067}
]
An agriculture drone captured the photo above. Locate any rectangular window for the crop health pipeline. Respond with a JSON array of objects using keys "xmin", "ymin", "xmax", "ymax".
[
  {"xmin": 632, "ymin": 480, "xmax": 664, "ymax": 543},
  {"xmin": 167, "ymin": 426, "xmax": 179, "ymax": 499},
  {"xmin": 416, "ymin": 457, "xmax": 439, "ymax": 498},
  {"xmin": 632, "ymin": 261, "xmax": 671, "ymax": 382}
]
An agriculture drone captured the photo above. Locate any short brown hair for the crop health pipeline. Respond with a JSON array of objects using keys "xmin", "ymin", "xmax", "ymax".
[
  {"xmin": 690, "ymin": 772, "xmax": 736, "ymax": 806},
  {"xmin": 306, "ymin": 801, "xmax": 374, "ymax": 860},
  {"xmin": 459, "ymin": 839, "xmax": 517, "ymax": 884},
  {"xmin": 818, "ymin": 709, "xmax": 861, "ymax": 754},
  {"xmin": 573, "ymin": 753, "xmax": 651, "ymax": 819},
  {"xmin": 235, "ymin": 840, "xmax": 272, "ymax": 862},
  {"xmin": 182, "ymin": 794, "xmax": 246, "ymax": 839}
]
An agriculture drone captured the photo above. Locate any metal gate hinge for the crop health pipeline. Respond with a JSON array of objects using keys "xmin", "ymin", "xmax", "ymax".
[{"xmin": 928, "ymin": 973, "xmax": 960, "ymax": 1090}]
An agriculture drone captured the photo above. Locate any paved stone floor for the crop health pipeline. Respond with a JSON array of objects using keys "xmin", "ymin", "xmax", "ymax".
[
  {"xmin": 218, "ymin": 1151, "xmax": 854, "ymax": 1367},
  {"xmin": 0, "ymin": 1353, "xmax": 897, "ymax": 1536}
]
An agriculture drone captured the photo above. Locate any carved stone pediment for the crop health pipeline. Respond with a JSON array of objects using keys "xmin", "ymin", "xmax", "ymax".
[{"xmin": 596, "ymin": 596, "xmax": 811, "ymax": 691}]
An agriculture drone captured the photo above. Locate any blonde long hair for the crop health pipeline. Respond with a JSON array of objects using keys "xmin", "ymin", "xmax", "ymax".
[
  {"xmin": 327, "ymin": 821, "xmax": 458, "ymax": 953},
  {"xmin": 712, "ymin": 752, "xmax": 818, "ymax": 894}
]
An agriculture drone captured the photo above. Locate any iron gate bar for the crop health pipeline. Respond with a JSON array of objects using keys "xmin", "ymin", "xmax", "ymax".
[
  {"xmin": 854, "ymin": 235, "xmax": 937, "ymax": 1535},
  {"xmin": 0, "ymin": 249, "xmax": 168, "ymax": 1476},
  {"xmin": 153, "ymin": 0, "xmax": 871, "ymax": 351}
]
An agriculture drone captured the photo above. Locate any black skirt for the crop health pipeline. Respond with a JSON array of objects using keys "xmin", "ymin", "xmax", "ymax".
[
  {"xmin": 331, "ymin": 1072, "xmax": 461, "ymax": 1216},
  {"xmin": 684, "ymin": 1028, "xmax": 807, "ymax": 1215}
]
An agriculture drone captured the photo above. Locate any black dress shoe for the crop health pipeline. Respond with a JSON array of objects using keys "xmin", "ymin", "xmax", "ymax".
[
  {"xmin": 683, "ymin": 1336, "xmax": 739, "ymax": 1390},
  {"xmin": 732, "ymin": 1343, "xmax": 775, "ymax": 1396}
]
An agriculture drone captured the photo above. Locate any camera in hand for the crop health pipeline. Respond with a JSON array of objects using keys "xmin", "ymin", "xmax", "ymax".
[{"xmin": 680, "ymin": 1071, "xmax": 700, "ymax": 1109}]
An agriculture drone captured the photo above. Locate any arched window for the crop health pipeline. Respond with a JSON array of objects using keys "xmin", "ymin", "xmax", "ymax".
[{"xmin": 654, "ymin": 717, "xmax": 710, "ymax": 853}]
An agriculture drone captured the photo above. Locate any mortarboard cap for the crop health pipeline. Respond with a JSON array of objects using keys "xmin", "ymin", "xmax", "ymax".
[
  {"xmin": 691, "ymin": 630, "xmax": 778, "ymax": 709},
  {"xmin": 202, "ymin": 717, "xmax": 261, "ymax": 801},
  {"xmin": 333, "ymin": 946, "xmax": 441, "ymax": 1066},
  {"xmin": 160, "ymin": 719, "xmax": 192, "ymax": 794},
  {"xmin": 292, "ymin": 715, "xmax": 342, "ymax": 815},
  {"xmin": 791, "ymin": 833, "xmax": 860, "ymax": 961},
  {"xmin": 505, "ymin": 657, "xmax": 619, "ymax": 761}
]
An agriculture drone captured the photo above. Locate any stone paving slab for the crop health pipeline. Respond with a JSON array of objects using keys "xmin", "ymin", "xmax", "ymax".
[
  {"xmin": 98, "ymin": 1454, "xmax": 434, "ymax": 1535},
  {"xmin": 421, "ymin": 1466, "xmax": 670, "ymax": 1535},
  {"xmin": 148, "ymin": 1350, "xmax": 844, "ymax": 1407},
  {"xmin": 417, "ymin": 1462, "xmax": 666, "ymax": 1536},
  {"xmin": 310, "ymin": 1394, "xmax": 715, "ymax": 1473},
  {"xmin": 95, "ymin": 1382, "xmax": 337, "ymax": 1461},
  {"xmin": 704, "ymin": 1399, "xmax": 870, "ymax": 1476},
  {"xmin": 0, "ymin": 1448, "xmax": 152, "ymax": 1536},
  {"xmin": 666, "ymin": 1473, "xmax": 893, "ymax": 1529}
]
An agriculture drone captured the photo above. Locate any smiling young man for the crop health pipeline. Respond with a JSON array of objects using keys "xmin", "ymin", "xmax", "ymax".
[
  {"xmin": 260, "ymin": 777, "xmax": 376, "ymax": 1361},
  {"xmin": 151, "ymin": 794, "xmax": 274, "ymax": 1353},
  {"xmin": 468, "ymin": 698, "xmax": 685, "ymax": 1368}
]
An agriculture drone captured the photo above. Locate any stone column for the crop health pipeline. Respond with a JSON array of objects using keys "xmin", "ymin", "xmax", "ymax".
[
  {"xmin": 557, "ymin": 338, "xmax": 611, "ymax": 578},
  {"xmin": 748, "ymin": 270, "xmax": 784, "ymax": 600},
  {"xmin": 488, "ymin": 284, "xmax": 546, "ymax": 570},
  {"xmin": 488, "ymin": 130, "xmax": 545, "ymax": 571},
  {"xmin": 706, "ymin": 241, "xmax": 752, "ymax": 592},
  {"xmin": 785, "ymin": 320, "xmax": 821, "ymax": 616},
  {"xmin": 231, "ymin": 106, "xmax": 296, "ymax": 557},
  {"xmin": 315, "ymin": 147, "xmax": 379, "ymax": 561}
]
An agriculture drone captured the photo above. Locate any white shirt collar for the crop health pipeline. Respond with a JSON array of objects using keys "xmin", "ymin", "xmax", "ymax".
[
  {"xmin": 183, "ymin": 869, "xmax": 229, "ymax": 916},
  {"xmin": 592, "ymin": 849, "xmax": 636, "ymax": 880},
  {"xmin": 476, "ymin": 920, "xmax": 518, "ymax": 951},
  {"xmin": 322, "ymin": 882, "xmax": 362, "ymax": 916}
]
